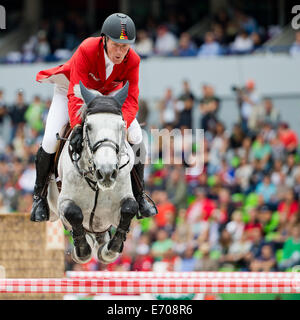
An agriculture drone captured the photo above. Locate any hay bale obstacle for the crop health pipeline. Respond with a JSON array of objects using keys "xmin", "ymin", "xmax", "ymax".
[
  {"xmin": 0, "ymin": 213, "xmax": 65, "ymax": 299},
  {"xmin": 0, "ymin": 265, "xmax": 5, "ymax": 278}
]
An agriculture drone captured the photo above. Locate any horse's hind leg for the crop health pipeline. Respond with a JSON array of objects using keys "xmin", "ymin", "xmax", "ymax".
[
  {"xmin": 61, "ymin": 200, "xmax": 92, "ymax": 264},
  {"xmin": 98, "ymin": 198, "xmax": 138, "ymax": 264}
]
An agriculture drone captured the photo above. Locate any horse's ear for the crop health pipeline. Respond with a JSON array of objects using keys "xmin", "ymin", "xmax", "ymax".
[
  {"xmin": 113, "ymin": 81, "xmax": 129, "ymax": 108},
  {"xmin": 79, "ymin": 81, "xmax": 97, "ymax": 106}
]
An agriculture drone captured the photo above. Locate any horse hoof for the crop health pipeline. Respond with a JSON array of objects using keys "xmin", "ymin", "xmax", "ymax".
[
  {"xmin": 95, "ymin": 231, "xmax": 111, "ymax": 249},
  {"xmin": 71, "ymin": 242, "xmax": 92, "ymax": 264},
  {"xmin": 97, "ymin": 242, "xmax": 119, "ymax": 264}
]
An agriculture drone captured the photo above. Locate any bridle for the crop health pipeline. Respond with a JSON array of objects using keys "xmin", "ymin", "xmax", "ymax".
[{"xmin": 69, "ymin": 114, "xmax": 130, "ymax": 192}]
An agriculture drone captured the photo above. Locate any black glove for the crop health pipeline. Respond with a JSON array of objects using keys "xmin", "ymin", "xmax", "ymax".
[{"xmin": 70, "ymin": 124, "xmax": 83, "ymax": 155}]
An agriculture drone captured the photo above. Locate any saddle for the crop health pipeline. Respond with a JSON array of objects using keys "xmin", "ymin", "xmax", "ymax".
[{"xmin": 52, "ymin": 123, "xmax": 73, "ymax": 192}]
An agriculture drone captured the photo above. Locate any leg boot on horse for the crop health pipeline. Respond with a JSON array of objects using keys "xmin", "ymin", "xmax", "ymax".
[
  {"xmin": 98, "ymin": 198, "xmax": 138, "ymax": 263},
  {"xmin": 63, "ymin": 200, "xmax": 92, "ymax": 264},
  {"xmin": 30, "ymin": 146, "xmax": 55, "ymax": 222},
  {"xmin": 130, "ymin": 142, "xmax": 158, "ymax": 218}
]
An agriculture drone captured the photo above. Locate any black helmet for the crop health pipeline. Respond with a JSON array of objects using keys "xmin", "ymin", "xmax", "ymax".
[{"xmin": 101, "ymin": 13, "xmax": 136, "ymax": 44}]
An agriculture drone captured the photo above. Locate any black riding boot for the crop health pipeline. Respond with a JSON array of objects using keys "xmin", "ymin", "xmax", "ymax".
[
  {"xmin": 30, "ymin": 147, "xmax": 55, "ymax": 222},
  {"xmin": 131, "ymin": 161, "xmax": 158, "ymax": 218}
]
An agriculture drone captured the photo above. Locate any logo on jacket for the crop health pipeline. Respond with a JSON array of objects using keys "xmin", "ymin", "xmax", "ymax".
[
  {"xmin": 89, "ymin": 72, "xmax": 101, "ymax": 81},
  {"xmin": 120, "ymin": 23, "xmax": 128, "ymax": 40}
]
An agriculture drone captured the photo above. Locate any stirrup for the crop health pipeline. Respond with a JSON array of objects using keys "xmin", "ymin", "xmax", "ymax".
[{"xmin": 136, "ymin": 192, "xmax": 158, "ymax": 220}]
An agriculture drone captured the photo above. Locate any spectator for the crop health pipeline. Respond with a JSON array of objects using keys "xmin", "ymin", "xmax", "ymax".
[
  {"xmin": 186, "ymin": 187, "xmax": 216, "ymax": 223},
  {"xmin": 235, "ymin": 157, "xmax": 253, "ymax": 192},
  {"xmin": 199, "ymin": 84, "xmax": 220, "ymax": 132},
  {"xmin": 24, "ymin": 95, "xmax": 45, "ymax": 134},
  {"xmin": 175, "ymin": 32, "xmax": 197, "ymax": 57},
  {"xmin": 249, "ymin": 244, "xmax": 276, "ymax": 271},
  {"xmin": 237, "ymin": 136, "xmax": 252, "ymax": 160},
  {"xmin": 218, "ymin": 229, "xmax": 233, "ymax": 261},
  {"xmin": 166, "ymin": 166, "xmax": 187, "ymax": 210},
  {"xmin": 244, "ymin": 208, "xmax": 263, "ymax": 241},
  {"xmin": 289, "ymin": 31, "xmax": 300, "ymax": 57},
  {"xmin": 230, "ymin": 29, "xmax": 253, "ymax": 54},
  {"xmin": 208, "ymin": 122, "xmax": 228, "ymax": 175},
  {"xmin": 151, "ymin": 228, "xmax": 174, "ymax": 261},
  {"xmin": 176, "ymin": 97, "xmax": 194, "ymax": 130},
  {"xmin": 283, "ymin": 154, "xmax": 300, "ymax": 186},
  {"xmin": 172, "ymin": 209, "xmax": 193, "ymax": 255},
  {"xmin": 261, "ymin": 122, "xmax": 277, "ymax": 144},
  {"xmin": 158, "ymin": 88, "xmax": 179, "ymax": 127},
  {"xmin": 17, "ymin": 159, "xmax": 36, "ymax": 193},
  {"xmin": 279, "ymin": 224, "xmax": 300, "ymax": 270},
  {"xmin": 226, "ymin": 210, "xmax": 245, "ymax": 242},
  {"xmin": 245, "ymin": 228, "xmax": 265, "ymax": 269},
  {"xmin": 278, "ymin": 122, "xmax": 298, "ymax": 154},
  {"xmin": 270, "ymin": 135, "xmax": 285, "ymax": 162},
  {"xmin": 134, "ymin": 30, "xmax": 154, "ymax": 58},
  {"xmin": 255, "ymin": 175, "xmax": 277, "ymax": 205},
  {"xmin": 221, "ymin": 232, "xmax": 252, "ymax": 269},
  {"xmin": 248, "ymin": 97, "xmax": 280, "ymax": 132},
  {"xmin": 212, "ymin": 23, "xmax": 226, "ymax": 45},
  {"xmin": 198, "ymin": 31, "xmax": 221, "ymax": 57},
  {"xmin": 251, "ymin": 32, "xmax": 262, "ymax": 51},
  {"xmin": 194, "ymin": 242, "xmax": 219, "ymax": 271},
  {"xmin": 238, "ymin": 79, "xmax": 260, "ymax": 133},
  {"xmin": 155, "ymin": 191, "xmax": 176, "ymax": 229},
  {"xmin": 271, "ymin": 159, "xmax": 285, "ymax": 186},
  {"xmin": 17, "ymin": 192, "xmax": 33, "ymax": 213},
  {"xmin": 229, "ymin": 123, "xmax": 246, "ymax": 149},
  {"xmin": 277, "ymin": 189, "xmax": 299, "ymax": 221},
  {"xmin": 215, "ymin": 188, "xmax": 235, "ymax": 223},
  {"xmin": 249, "ymin": 133, "xmax": 271, "ymax": 166},
  {"xmin": 178, "ymin": 80, "xmax": 195, "ymax": 102},
  {"xmin": 175, "ymin": 245, "xmax": 197, "ymax": 271},
  {"xmin": 154, "ymin": 25, "xmax": 178, "ymax": 56},
  {"xmin": 35, "ymin": 30, "xmax": 51, "ymax": 61},
  {"xmin": 8, "ymin": 90, "xmax": 27, "ymax": 143}
]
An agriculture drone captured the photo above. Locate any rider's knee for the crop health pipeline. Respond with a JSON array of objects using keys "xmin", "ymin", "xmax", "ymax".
[
  {"xmin": 127, "ymin": 119, "xmax": 143, "ymax": 145},
  {"xmin": 42, "ymin": 137, "xmax": 58, "ymax": 154},
  {"xmin": 64, "ymin": 202, "xmax": 83, "ymax": 226}
]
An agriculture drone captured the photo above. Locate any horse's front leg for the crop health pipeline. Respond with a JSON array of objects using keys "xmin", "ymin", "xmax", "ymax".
[
  {"xmin": 98, "ymin": 197, "xmax": 138, "ymax": 263},
  {"xmin": 60, "ymin": 199, "xmax": 92, "ymax": 264}
]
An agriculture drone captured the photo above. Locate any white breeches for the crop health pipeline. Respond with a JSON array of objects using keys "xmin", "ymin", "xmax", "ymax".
[{"xmin": 42, "ymin": 84, "xmax": 143, "ymax": 154}]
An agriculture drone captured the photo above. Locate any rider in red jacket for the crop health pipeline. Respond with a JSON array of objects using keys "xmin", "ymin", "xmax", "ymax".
[{"xmin": 31, "ymin": 13, "xmax": 157, "ymax": 222}]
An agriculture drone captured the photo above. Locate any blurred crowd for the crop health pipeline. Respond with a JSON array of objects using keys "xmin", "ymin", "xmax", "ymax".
[
  {"xmin": 1, "ymin": 76, "xmax": 298, "ymax": 273},
  {"xmin": 84, "ymin": 79, "xmax": 299, "ymax": 274},
  {"xmin": 2, "ymin": 7, "xmax": 296, "ymax": 64}
]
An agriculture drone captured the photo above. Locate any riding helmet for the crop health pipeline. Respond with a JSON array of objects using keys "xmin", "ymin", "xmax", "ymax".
[{"xmin": 101, "ymin": 13, "xmax": 136, "ymax": 44}]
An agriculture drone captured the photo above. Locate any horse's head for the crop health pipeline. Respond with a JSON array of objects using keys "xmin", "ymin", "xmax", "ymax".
[{"xmin": 77, "ymin": 81, "xmax": 129, "ymax": 190}]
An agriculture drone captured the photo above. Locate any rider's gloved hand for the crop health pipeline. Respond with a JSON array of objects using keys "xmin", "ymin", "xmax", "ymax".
[{"xmin": 70, "ymin": 124, "xmax": 83, "ymax": 155}]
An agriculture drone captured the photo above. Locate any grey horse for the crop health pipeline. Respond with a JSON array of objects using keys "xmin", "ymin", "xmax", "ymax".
[{"xmin": 48, "ymin": 81, "xmax": 138, "ymax": 264}]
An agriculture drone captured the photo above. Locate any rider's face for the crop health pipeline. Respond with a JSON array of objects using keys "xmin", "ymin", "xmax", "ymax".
[{"xmin": 106, "ymin": 38, "xmax": 130, "ymax": 64}]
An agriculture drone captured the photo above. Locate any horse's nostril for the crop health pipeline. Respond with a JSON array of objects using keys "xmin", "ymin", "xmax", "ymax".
[
  {"xmin": 96, "ymin": 170, "xmax": 103, "ymax": 181},
  {"xmin": 111, "ymin": 169, "xmax": 117, "ymax": 180}
]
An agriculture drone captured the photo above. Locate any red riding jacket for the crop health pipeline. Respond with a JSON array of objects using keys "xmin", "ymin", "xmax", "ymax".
[{"xmin": 36, "ymin": 36, "xmax": 140, "ymax": 128}]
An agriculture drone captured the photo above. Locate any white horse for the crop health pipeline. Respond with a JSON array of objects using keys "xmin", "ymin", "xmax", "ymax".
[{"xmin": 47, "ymin": 81, "xmax": 138, "ymax": 264}]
